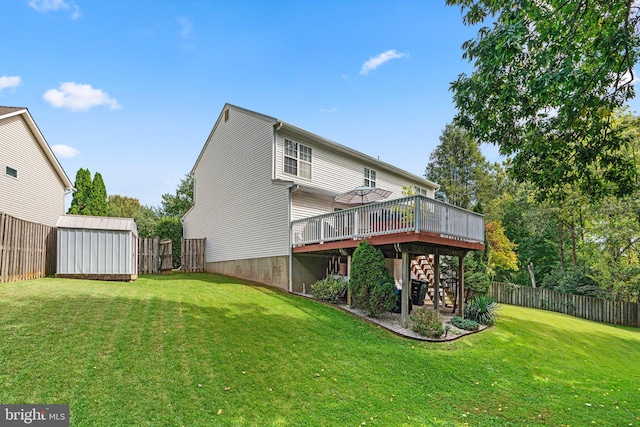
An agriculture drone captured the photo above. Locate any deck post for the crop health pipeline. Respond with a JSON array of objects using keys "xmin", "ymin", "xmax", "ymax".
[
  {"xmin": 458, "ymin": 253, "xmax": 465, "ymax": 318},
  {"xmin": 401, "ymin": 250, "xmax": 410, "ymax": 328},
  {"xmin": 346, "ymin": 255, "xmax": 352, "ymax": 306},
  {"xmin": 433, "ymin": 251, "xmax": 440, "ymax": 311}
]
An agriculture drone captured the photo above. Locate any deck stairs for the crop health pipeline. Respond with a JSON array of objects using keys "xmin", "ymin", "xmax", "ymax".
[{"xmin": 410, "ymin": 255, "xmax": 455, "ymax": 308}]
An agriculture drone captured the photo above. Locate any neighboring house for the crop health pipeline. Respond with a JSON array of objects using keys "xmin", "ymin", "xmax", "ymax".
[
  {"xmin": 0, "ymin": 107, "xmax": 73, "ymax": 227},
  {"xmin": 183, "ymin": 104, "xmax": 484, "ymax": 324}
]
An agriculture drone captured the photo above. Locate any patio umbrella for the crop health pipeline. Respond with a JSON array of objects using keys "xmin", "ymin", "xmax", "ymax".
[{"xmin": 334, "ymin": 186, "xmax": 392, "ymax": 205}]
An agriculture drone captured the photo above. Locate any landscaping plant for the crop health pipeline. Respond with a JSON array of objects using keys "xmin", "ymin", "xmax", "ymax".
[
  {"xmin": 465, "ymin": 294, "xmax": 499, "ymax": 325},
  {"xmin": 310, "ymin": 277, "xmax": 348, "ymax": 304},
  {"xmin": 410, "ymin": 307, "xmax": 444, "ymax": 338},
  {"xmin": 449, "ymin": 315, "xmax": 480, "ymax": 331},
  {"xmin": 348, "ymin": 241, "xmax": 396, "ymax": 317}
]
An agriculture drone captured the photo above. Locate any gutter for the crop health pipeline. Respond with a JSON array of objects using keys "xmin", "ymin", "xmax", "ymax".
[{"xmin": 287, "ymin": 182, "xmax": 299, "ymax": 292}]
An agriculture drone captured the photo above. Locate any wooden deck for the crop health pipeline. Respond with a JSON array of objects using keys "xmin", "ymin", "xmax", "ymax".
[{"xmin": 291, "ymin": 195, "xmax": 485, "ymax": 254}]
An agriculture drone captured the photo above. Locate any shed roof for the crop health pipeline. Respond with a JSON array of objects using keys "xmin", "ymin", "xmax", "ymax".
[{"xmin": 57, "ymin": 215, "xmax": 138, "ymax": 235}]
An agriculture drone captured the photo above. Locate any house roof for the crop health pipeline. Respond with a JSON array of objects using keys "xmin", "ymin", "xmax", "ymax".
[
  {"xmin": 0, "ymin": 106, "xmax": 74, "ymax": 191},
  {"xmin": 191, "ymin": 103, "xmax": 439, "ymax": 190},
  {"xmin": 57, "ymin": 215, "xmax": 138, "ymax": 235}
]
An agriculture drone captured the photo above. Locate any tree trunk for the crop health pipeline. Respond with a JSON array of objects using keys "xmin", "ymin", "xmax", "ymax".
[
  {"xmin": 559, "ymin": 219, "xmax": 565, "ymax": 274},
  {"xmin": 528, "ymin": 262, "xmax": 536, "ymax": 288}
]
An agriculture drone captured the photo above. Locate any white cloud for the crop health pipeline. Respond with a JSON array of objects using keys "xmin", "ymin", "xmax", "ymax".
[
  {"xmin": 28, "ymin": 0, "xmax": 68, "ymax": 12},
  {"xmin": 360, "ymin": 49, "xmax": 407, "ymax": 76},
  {"xmin": 43, "ymin": 82, "xmax": 121, "ymax": 112},
  {"xmin": 177, "ymin": 17, "xmax": 193, "ymax": 39},
  {"xmin": 0, "ymin": 75, "xmax": 22, "ymax": 91},
  {"xmin": 51, "ymin": 144, "xmax": 79, "ymax": 158},
  {"xmin": 70, "ymin": 5, "xmax": 81, "ymax": 20},
  {"xmin": 29, "ymin": 0, "xmax": 81, "ymax": 20},
  {"xmin": 319, "ymin": 107, "xmax": 338, "ymax": 113}
]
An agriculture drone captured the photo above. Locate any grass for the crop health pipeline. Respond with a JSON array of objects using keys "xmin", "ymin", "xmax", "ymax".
[{"xmin": 0, "ymin": 273, "xmax": 639, "ymax": 426}]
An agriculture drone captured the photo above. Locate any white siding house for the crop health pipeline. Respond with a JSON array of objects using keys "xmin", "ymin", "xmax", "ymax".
[
  {"xmin": 183, "ymin": 104, "xmax": 444, "ymax": 289},
  {"xmin": 0, "ymin": 107, "xmax": 73, "ymax": 227}
]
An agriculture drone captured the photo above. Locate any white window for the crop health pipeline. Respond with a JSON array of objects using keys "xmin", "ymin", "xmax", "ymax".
[
  {"xmin": 364, "ymin": 168, "xmax": 376, "ymax": 187},
  {"xmin": 5, "ymin": 166, "xmax": 17, "ymax": 178},
  {"xmin": 284, "ymin": 138, "xmax": 312, "ymax": 179},
  {"xmin": 414, "ymin": 186, "xmax": 428, "ymax": 196}
]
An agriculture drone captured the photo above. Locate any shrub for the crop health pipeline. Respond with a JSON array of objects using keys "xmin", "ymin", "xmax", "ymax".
[
  {"xmin": 369, "ymin": 281, "xmax": 397, "ymax": 317},
  {"xmin": 349, "ymin": 241, "xmax": 395, "ymax": 317},
  {"xmin": 410, "ymin": 307, "xmax": 444, "ymax": 338},
  {"xmin": 449, "ymin": 316, "xmax": 479, "ymax": 331},
  {"xmin": 310, "ymin": 277, "xmax": 348, "ymax": 304},
  {"xmin": 155, "ymin": 216, "xmax": 183, "ymax": 268},
  {"xmin": 465, "ymin": 295, "xmax": 499, "ymax": 326}
]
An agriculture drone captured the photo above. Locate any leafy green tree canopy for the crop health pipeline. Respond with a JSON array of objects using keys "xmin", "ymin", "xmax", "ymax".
[
  {"xmin": 447, "ymin": 0, "xmax": 640, "ymax": 200},
  {"xmin": 107, "ymin": 195, "xmax": 141, "ymax": 218},
  {"xmin": 425, "ymin": 123, "xmax": 490, "ymax": 209},
  {"xmin": 161, "ymin": 174, "xmax": 193, "ymax": 217}
]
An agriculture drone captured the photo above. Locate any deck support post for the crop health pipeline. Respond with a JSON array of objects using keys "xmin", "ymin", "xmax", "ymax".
[
  {"xmin": 433, "ymin": 251, "xmax": 440, "ymax": 311},
  {"xmin": 347, "ymin": 255, "xmax": 352, "ymax": 306},
  {"xmin": 458, "ymin": 253, "xmax": 465, "ymax": 318},
  {"xmin": 401, "ymin": 250, "xmax": 410, "ymax": 328}
]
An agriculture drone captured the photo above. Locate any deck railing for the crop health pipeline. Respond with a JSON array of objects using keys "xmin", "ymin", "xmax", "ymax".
[{"xmin": 291, "ymin": 195, "xmax": 484, "ymax": 247}]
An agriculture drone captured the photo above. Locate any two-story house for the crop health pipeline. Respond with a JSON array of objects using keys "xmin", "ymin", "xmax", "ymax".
[
  {"xmin": 0, "ymin": 107, "xmax": 73, "ymax": 227},
  {"xmin": 183, "ymin": 104, "xmax": 484, "ymax": 325}
]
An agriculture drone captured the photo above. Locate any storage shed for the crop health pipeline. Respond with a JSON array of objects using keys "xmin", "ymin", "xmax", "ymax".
[{"xmin": 56, "ymin": 215, "xmax": 138, "ymax": 281}]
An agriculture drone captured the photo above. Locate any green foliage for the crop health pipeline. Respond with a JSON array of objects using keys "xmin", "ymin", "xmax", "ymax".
[
  {"xmin": 107, "ymin": 195, "xmax": 141, "ymax": 218},
  {"xmin": 464, "ymin": 251, "xmax": 491, "ymax": 295},
  {"xmin": 540, "ymin": 266, "xmax": 603, "ymax": 298},
  {"xmin": 135, "ymin": 205, "xmax": 161, "ymax": 238},
  {"xmin": 161, "ymin": 174, "xmax": 194, "ymax": 217},
  {"xmin": 447, "ymin": 0, "xmax": 640, "ymax": 200},
  {"xmin": 465, "ymin": 295, "xmax": 499, "ymax": 326},
  {"xmin": 449, "ymin": 316, "xmax": 480, "ymax": 332},
  {"xmin": 310, "ymin": 277, "xmax": 348, "ymax": 304},
  {"xmin": 349, "ymin": 241, "xmax": 395, "ymax": 316},
  {"xmin": 424, "ymin": 123, "xmax": 491, "ymax": 209},
  {"xmin": 410, "ymin": 307, "xmax": 444, "ymax": 338},
  {"xmin": 368, "ymin": 281, "xmax": 397, "ymax": 317},
  {"xmin": 154, "ymin": 216, "xmax": 183, "ymax": 268},
  {"xmin": 68, "ymin": 168, "xmax": 92, "ymax": 214},
  {"xmin": 85, "ymin": 172, "xmax": 107, "ymax": 216}
]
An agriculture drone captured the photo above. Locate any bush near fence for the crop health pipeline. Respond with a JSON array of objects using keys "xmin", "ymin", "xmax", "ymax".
[{"xmin": 489, "ymin": 282, "xmax": 640, "ymax": 328}]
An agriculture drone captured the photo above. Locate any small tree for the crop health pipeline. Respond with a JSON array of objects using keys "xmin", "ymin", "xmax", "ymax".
[
  {"xmin": 349, "ymin": 241, "xmax": 396, "ymax": 316},
  {"xmin": 161, "ymin": 174, "xmax": 194, "ymax": 217}
]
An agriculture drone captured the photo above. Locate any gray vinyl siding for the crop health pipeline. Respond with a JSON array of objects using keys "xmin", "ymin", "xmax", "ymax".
[
  {"xmin": 0, "ymin": 115, "xmax": 66, "ymax": 227},
  {"xmin": 275, "ymin": 132, "xmax": 436, "ymax": 219},
  {"xmin": 183, "ymin": 107, "xmax": 290, "ymax": 263}
]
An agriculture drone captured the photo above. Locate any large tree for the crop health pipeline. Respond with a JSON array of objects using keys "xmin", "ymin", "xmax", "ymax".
[
  {"xmin": 425, "ymin": 123, "xmax": 490, "ymax": 209},
  {"xmin": 85, "ymin": 172, "xmax": 107, "ymax": 216},
  {"xmin": 161, "ymin": 174, "xmax": 193, "ymax": 217},
  {"xmin": 68, "ymin": 168, "xmax": 92, "ymax": 214},
  {"xmin": 447, "ymin": 0, "xmax": 640, "ymax": 199},
  {"xmin": 107, "ymin": 195, "xmax": 141, "ymax": 218}
]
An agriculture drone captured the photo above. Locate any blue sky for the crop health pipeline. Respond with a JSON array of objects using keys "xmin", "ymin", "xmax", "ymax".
[{"xmin": 2, "ymin": 1, "xmax": 625, "ymax": 208}]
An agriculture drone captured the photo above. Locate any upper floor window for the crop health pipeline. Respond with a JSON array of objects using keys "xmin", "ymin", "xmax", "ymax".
[
  {"xmin": 364, "ymin": 168, "xmax": 376, "ymax": 187},
  {"xmin": 284, "ymin": 139, "xmax": 311, "ymax": 179},
  {"xmin": 413, "ymin": 186, "xmax": 428, "ymax": 196},
  {"xmin": 5, "ymin": 166, "xmax": 17, "ymax": 178}
]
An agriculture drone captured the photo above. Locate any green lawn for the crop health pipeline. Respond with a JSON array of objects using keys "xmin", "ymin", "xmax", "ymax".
[{"xmin": 0, "ymin": 273, "xmax": 639, "ymax": 426}]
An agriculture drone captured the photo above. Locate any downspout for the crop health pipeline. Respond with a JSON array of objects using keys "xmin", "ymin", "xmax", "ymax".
[
  {"xmin": 288, "ymin": 182, "xmax": 299, "ymax": 292},
  {"xmin": 273, "ymin": 121, "xmax": 283, "ymax": 180}
]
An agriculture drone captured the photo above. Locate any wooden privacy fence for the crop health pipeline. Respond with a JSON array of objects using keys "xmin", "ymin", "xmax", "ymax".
[
  {"xmin": 137, "ymin": 237, "xmax": 206, "ymax": 274},
  {"xmin": 0, "ymin": 213, "xmax": 57, "ymax": 282},
  {"xmin": 489, "ymin": 282, "xmax": 640, "ymax": 328},
  {"xmin": 181, "ymin": 238, "xmax": 206, "ymax": 273},
  {"xmin": 138, "ymin": 237, "xmax": 159, "ymax": 274}
]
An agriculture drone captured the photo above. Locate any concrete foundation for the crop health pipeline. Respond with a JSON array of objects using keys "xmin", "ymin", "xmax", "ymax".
[{"xmin": 206, "ymin": 255, "xmax": 289, "ymax": 290}]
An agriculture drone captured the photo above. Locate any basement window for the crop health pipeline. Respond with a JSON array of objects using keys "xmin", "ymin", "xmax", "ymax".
[{"xmin": 5, "ymin": 166, "xmax": 17, "ymax": 178}]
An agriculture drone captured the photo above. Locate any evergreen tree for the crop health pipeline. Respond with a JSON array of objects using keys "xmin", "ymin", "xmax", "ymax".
[
  {"xmin": 85, "ymin": 172, "xmax": 107, "ymax": 216},
  {"xmin": 68, "ymin": 168, "xmax": 92, "ymax": 214},
  {"xmin": 425, "ymin": 123, "xmax": 490, "ymax": 210}
]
